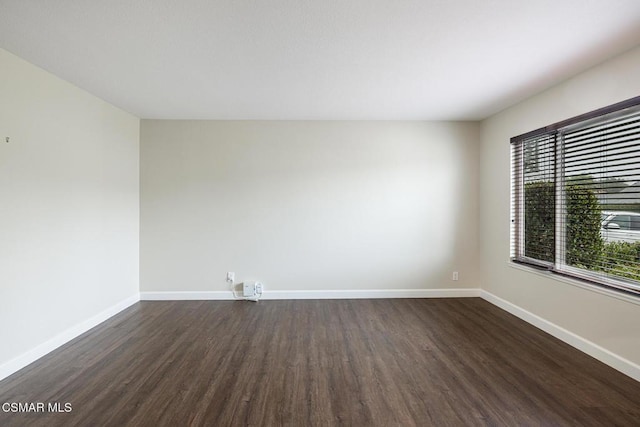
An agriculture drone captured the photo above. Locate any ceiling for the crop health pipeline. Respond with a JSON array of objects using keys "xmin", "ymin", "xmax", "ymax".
[{"xmin": 1, "ymin": 1, "xmax": 640, "ymax": 120}]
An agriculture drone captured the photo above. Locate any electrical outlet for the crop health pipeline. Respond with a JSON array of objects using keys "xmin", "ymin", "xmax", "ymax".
[
  {"xmin": 226, "ymin": 272, "xmax": 235, "ymax": 282},
  {"xmin": 452, "ymin": 271, "xmax": 459, "ymax": 281}
]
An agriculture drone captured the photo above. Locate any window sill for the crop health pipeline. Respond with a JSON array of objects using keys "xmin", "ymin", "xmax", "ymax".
[{"xmin": 507, "ymin": 261, "xmax": 640, "ymax": 306}]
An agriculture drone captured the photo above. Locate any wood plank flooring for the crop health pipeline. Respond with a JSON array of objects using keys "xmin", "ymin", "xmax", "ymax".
[{"xmin": 0, "ymin": 298, "xmax": 639, "ymax": 426}]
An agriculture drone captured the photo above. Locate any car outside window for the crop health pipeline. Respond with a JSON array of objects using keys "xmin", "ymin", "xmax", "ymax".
[{"xmin": 610, "ymin": 215, "xmax": 631, "ymax": 230}]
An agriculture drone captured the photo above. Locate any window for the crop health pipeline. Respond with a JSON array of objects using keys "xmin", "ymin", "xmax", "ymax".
[
  {"xmin": 610, "ymin": 215, "xmax": 631, "ymax": 230},
  {"xmin": 511, "ymin": 96, "xmax": 640, "ymax": 296}
]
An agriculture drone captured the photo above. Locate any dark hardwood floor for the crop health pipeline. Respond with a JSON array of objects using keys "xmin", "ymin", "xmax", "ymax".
[{"xmin": 1, "ymin": 298, "xmax": 639, "ymax": 426}]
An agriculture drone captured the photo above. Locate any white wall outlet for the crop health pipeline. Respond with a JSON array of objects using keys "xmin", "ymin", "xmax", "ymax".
[
  {"xmin": 226, "ymin": 272, "xmax": 235, "ymax": 282},
  {"xmin": 255, "ymin": 282, "xmax": 263, "ymax": 294},
  {"xmin": 452, "ymin": 271, "xmax": 459, "ymax": 281}
]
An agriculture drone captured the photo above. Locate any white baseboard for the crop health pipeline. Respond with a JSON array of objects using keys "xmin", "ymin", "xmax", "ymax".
[
  {"xmin": 261, "ymin": 288, "xmax": 481, "ymax": 299},
  {"xmin": 141, "ymin": 291, "xmax": 234, "ymax": 300},
  {"xmin": 140, "ymin": 288, "xmax": 481, "ymax": 301},
  {"xmin": 480, "ymin": 290, "xmax": 640, "ymax": 382},
  {"xmin": 0, "ymin": 293, "xmax": 140, "ymax": 382}
]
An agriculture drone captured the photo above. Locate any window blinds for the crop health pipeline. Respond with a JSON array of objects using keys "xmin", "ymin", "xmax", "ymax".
[{"xmin": 511, "ymin": 96, "xmax": 640, "ymax": 296}]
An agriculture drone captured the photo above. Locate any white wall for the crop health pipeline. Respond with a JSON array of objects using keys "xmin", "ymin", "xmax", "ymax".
[
  {"xmin": 479, "ymin": 45, "xmax": 640, "ymax": 367},
  {"xmin": 0, "ymin": 49, "xmax": 140, "ymax": 374},
  {"xmin": 141, "ymin": 121, "xmax": 479, "ymax": 294}
]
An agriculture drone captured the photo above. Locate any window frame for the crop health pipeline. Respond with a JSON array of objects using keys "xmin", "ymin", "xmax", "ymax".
[{"xmin": 511, "ymin": 95, "xmax": 640, "ymax": 297}]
